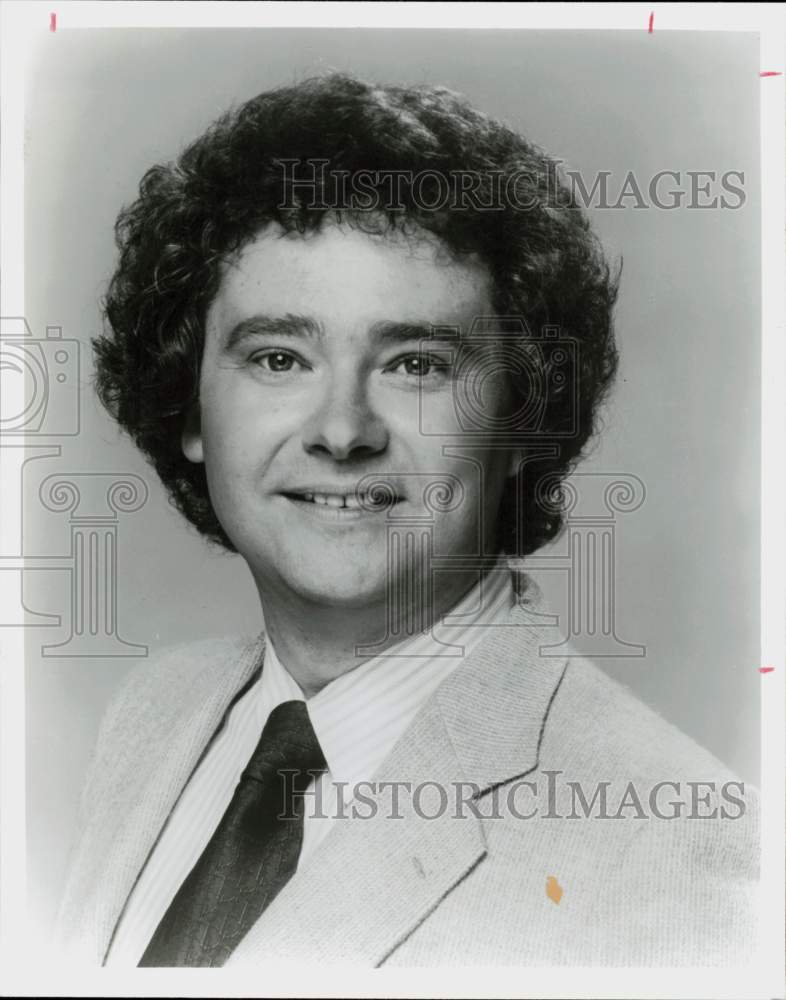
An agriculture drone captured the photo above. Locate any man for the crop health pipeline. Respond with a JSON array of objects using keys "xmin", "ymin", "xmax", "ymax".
[{"xmin": 56, "ymin": 73, "xmax": 758, "ymax": 967}]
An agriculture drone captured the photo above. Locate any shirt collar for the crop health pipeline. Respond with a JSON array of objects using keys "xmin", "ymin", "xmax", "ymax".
[{"xmin": 261, "ymin": 555, "xmax": 515, "ymax": 794}]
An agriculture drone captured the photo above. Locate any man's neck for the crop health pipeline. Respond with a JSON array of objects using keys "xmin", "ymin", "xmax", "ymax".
[{"xmin": 256, "ymin": 562, "xmax": 505, "ymax": 699}]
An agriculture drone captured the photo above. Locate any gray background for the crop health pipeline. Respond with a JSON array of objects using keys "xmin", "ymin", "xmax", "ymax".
[{"xmin": 23, "ymin": 29, "xmax": 761, "ymax": 939}]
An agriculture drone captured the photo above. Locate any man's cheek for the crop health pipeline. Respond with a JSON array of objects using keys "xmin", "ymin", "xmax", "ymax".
[{"xmin": 430, "ymin": 502, "xmax": 478, "ymax": 555}]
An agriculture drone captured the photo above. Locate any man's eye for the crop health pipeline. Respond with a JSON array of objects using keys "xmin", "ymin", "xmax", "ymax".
[
  {"xmin": 251, "ymin": 350, "xmax": 303, "ymax": 373},
  {"xmin": 391, "ymin": 353, "xmax": 450, "ymax": 378}
]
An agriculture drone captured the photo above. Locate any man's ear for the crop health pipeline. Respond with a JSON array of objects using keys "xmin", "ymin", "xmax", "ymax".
[{"xmin": 181, "ymin": 403, "xmax": 204, "ymax": 464}]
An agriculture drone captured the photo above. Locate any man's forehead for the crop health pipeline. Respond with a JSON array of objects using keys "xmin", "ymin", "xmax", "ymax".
[{"xmin": 207, "ymin": 216, "xmax": 494, "ymax": 337}]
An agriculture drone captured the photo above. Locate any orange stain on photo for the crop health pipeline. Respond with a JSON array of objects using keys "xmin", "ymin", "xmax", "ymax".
[{"xmin": 546, "ymin": 875, "xmax": 563, "ymax": 904}]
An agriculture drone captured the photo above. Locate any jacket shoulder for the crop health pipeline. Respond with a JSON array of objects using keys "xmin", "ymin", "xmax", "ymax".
[
  {"xmin": 545, "ymin": 652, "xmax": 746, "ymax": 782},
  {"xmin": 106, "ymin": 635, "xmax": 261, "ymax": 711},
  {"xmin": 77, "ymin": 634, "xmax": 264, "ymax": 814}
]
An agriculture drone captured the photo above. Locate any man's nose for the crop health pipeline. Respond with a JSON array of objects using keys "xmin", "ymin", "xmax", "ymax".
[{"xmin": 300, "ymin": 370, "xmax": 389, "ymax": 461}]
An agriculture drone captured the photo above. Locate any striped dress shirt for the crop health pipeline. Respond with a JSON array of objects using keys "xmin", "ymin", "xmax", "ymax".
[{"xmin": 106, "ymin": 559, "xmax": 514, "ymax": 966}]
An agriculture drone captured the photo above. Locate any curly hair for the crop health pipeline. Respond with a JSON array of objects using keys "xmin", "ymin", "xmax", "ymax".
[{"xmin": 95, "ymin": 72, "xmax": 619, "ymax": 557}]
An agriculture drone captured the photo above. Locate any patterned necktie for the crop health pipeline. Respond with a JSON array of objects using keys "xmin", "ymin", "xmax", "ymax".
[{"xmin": 138, "ymin": 699, "xmax": 327, "ymax": 967}]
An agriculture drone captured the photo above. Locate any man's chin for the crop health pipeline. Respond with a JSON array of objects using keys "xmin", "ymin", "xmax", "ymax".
[
  {"xmin": 250, "ymin": 553, "xmax": 391, "ymax": 610},
  {"xmin": 282, "ymin": 572, "xmax": 390, "ymax": 610}
]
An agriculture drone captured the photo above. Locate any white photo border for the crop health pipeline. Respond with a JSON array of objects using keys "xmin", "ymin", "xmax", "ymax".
[{"xmin": 1, "ymin": 3, "xmax": 783, "ymax": 997}]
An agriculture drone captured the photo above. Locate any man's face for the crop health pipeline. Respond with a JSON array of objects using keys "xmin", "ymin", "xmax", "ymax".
[{"xmin": 184, "ymin": 217, "xmax": 520, "ymax": 609}]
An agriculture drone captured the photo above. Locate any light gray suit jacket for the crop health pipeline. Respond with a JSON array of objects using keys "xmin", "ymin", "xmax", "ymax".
[{"xmin": 56, "ymin": 573, "xmax": 759, "ymax": 966}]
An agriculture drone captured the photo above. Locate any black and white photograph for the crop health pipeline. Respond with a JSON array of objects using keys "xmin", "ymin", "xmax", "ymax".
[{"xmin": 1, "ymin": 3, "xmax": 783, "ymax": 997}]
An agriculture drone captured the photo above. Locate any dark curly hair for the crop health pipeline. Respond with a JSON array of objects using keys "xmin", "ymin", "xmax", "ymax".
[{"xmin": 95, "ymin": 72, "xmax": 619, "ymax": 556}]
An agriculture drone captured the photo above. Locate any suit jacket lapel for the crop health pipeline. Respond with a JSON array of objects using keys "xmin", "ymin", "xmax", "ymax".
[
  {"xmin": 436, "ymin": 573, "xmax": 569, "ymax": 793},
  {"xmin": 228, "ymin": 575, "xmax": 568, "ymax": 967},
  {"xmin": 85, "ymin": 636, "xmax": 267, "ymax": 964},
  {"xmin": 227, "ymin": 694, "xmax": 486, "ymax": 968}
]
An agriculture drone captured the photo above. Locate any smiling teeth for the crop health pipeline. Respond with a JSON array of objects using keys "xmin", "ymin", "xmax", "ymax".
[{"xmin": 299, "ymin": 492, "xmax": 377, "ymax": 509}]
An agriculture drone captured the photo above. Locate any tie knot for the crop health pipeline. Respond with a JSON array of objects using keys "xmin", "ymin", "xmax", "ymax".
[{"xmin": 242, "ymin": 699, "xmax": 327, "ymax": 787}]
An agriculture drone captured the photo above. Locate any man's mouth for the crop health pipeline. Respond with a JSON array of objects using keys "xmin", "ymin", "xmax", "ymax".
[{"xmin": 282, "ymin": 490, "xmax": 401, "ymax": 511}]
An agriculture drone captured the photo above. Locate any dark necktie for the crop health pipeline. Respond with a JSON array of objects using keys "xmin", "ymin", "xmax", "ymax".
[{"xmin": 138, "ymin": 699, "xmax": 327, "ymax": 967}]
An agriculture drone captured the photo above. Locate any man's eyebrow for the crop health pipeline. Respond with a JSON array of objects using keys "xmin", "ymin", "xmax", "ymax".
[
  {"xmin": 223, "ymin": 314, "xmax": 324, "ymax": 350},
  {"xmin": 223, "ymin": 316, "xmax": 461, "ymax": 350},
  {"xmin": 368, "ymin": 321, "xmax": 460, "ymax": 345}
]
